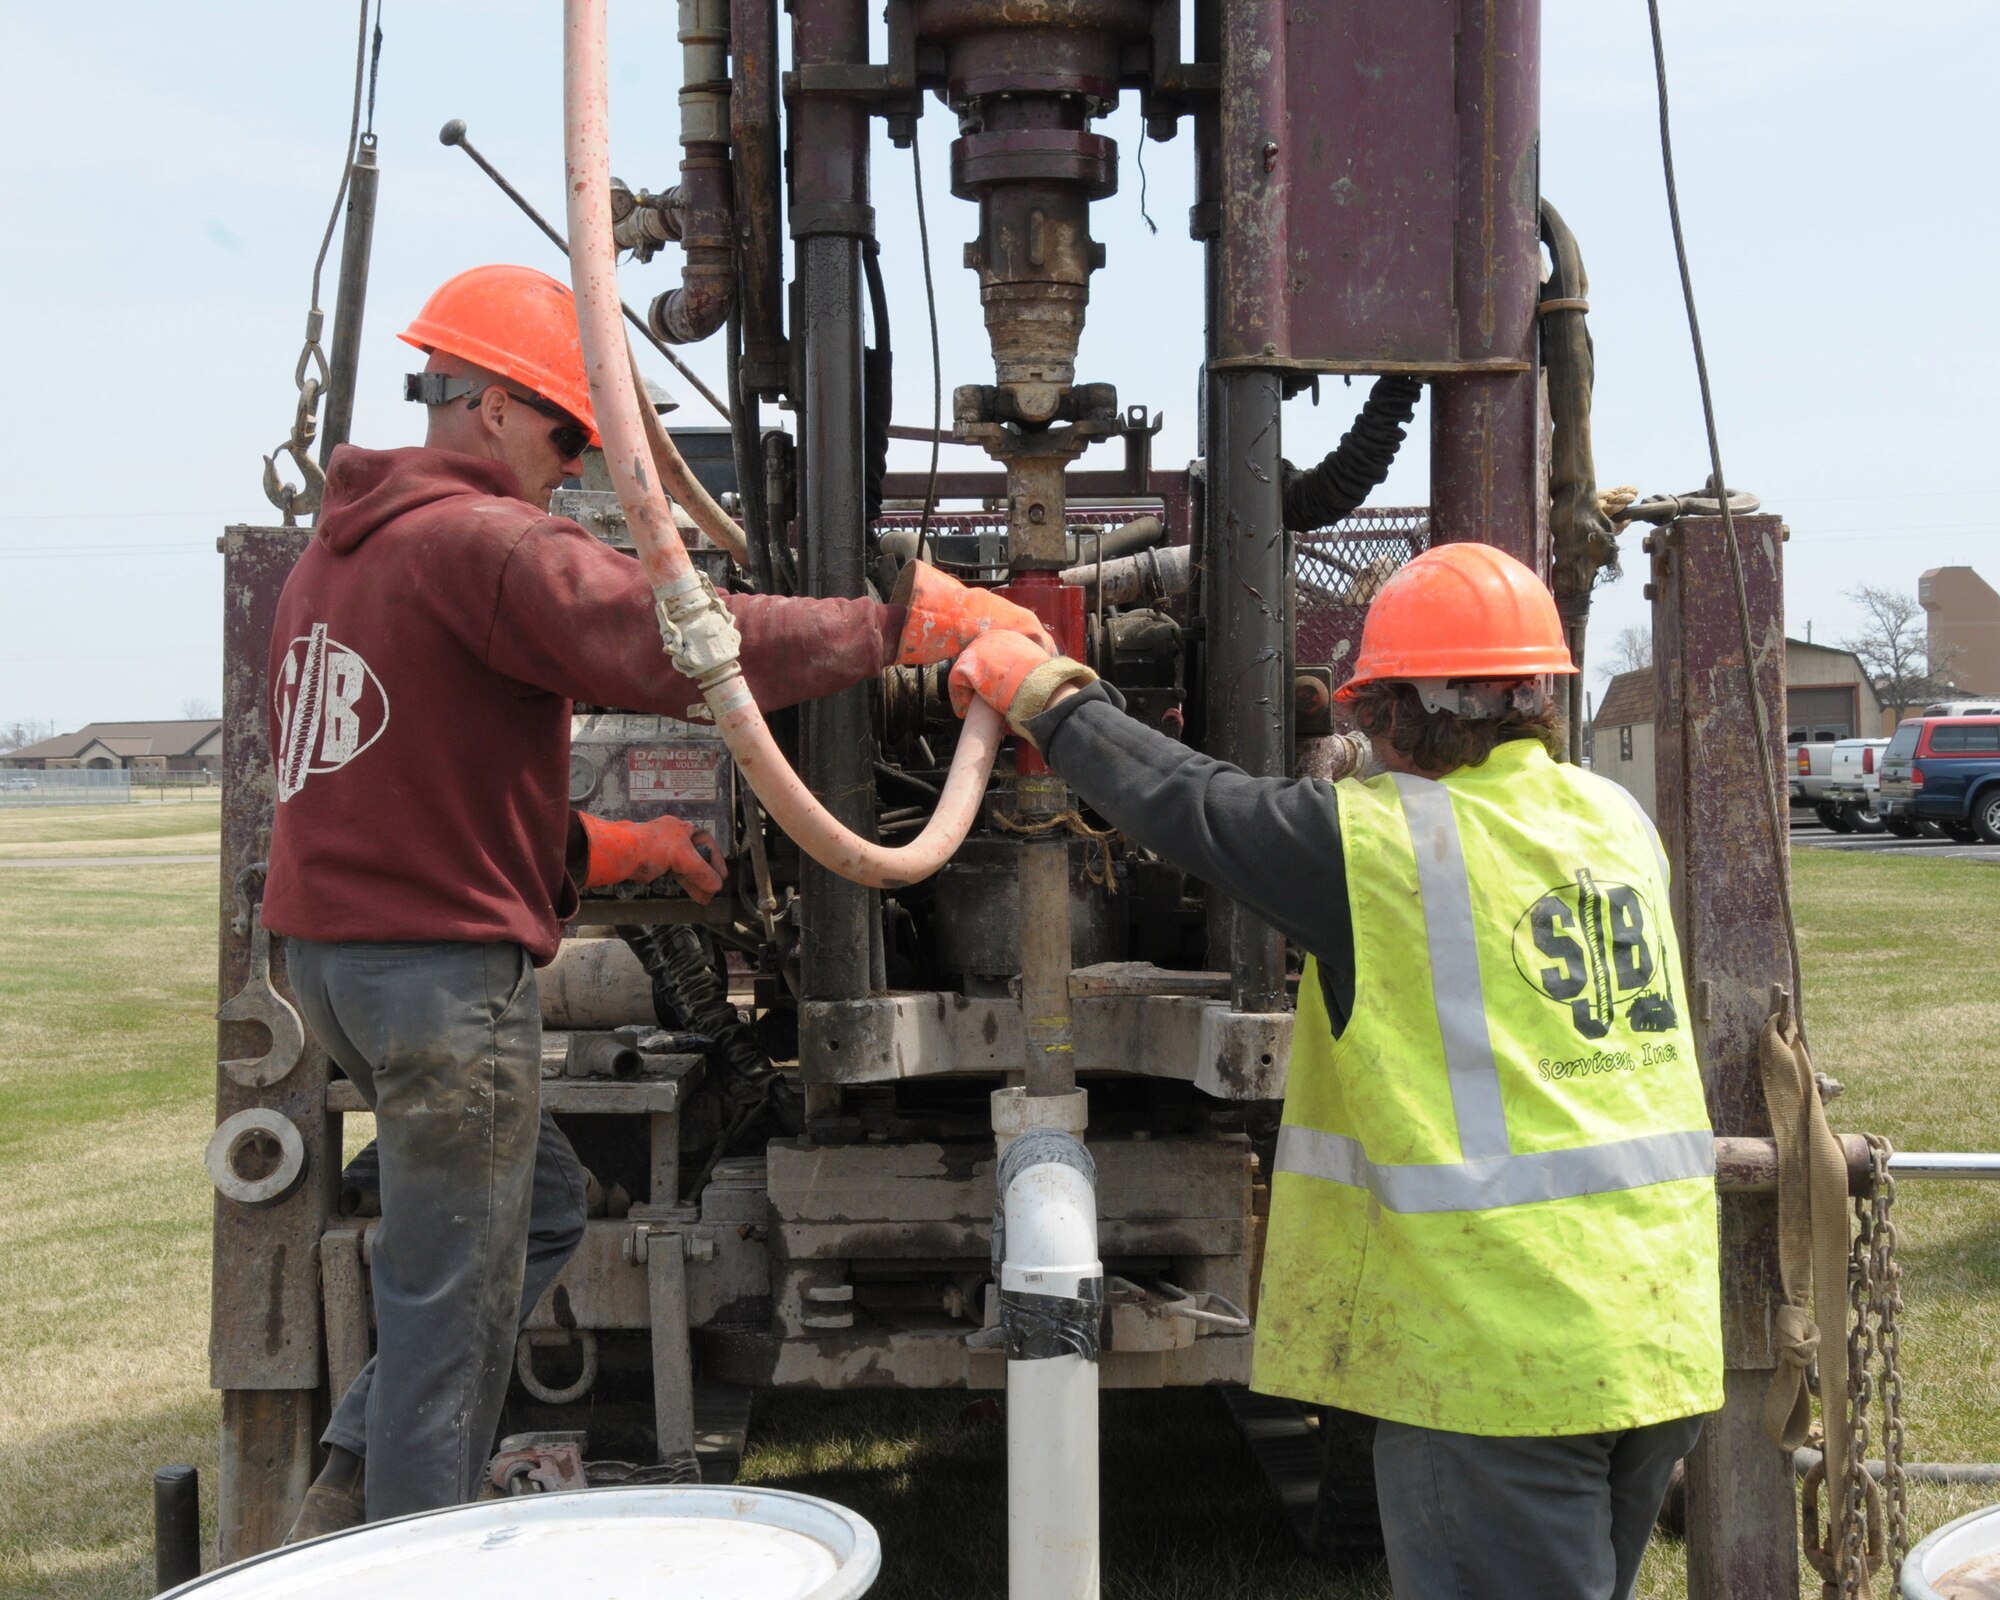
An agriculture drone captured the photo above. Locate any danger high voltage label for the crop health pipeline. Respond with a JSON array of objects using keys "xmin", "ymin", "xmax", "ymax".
[{"xmin": 627, "ymin": 746, "xmax": 722, "ymax": 805}]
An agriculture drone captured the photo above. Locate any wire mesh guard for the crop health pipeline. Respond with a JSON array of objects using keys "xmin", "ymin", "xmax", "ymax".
[
  {"xmin": 1294, "ymin": 506, "xmax": 1429, "ymax": 671},
  {"xmin": 1294, "ymin": 506, "xmax": 1429, "ymax": 607}
]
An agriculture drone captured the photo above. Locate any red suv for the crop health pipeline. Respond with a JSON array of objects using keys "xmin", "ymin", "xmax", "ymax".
[{"xmin": 1876, "ymin": 716, "xmax": 2000, "ymax": 843}]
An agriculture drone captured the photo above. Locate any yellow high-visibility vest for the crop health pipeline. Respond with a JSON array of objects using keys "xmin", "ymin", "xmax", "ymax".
[{"xmin": 1251, "ymin": 739, "xmax": 1722, "ymax": 1435}]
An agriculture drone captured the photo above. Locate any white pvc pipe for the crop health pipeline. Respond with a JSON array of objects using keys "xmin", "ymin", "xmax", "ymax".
[
  {"xmin": 1001, "ymin": 1154, "xmax": 1102, "ymax": 1600},
  {"xmin": 562, "ymin": 0, "xmax": 1004, "ymax": 889}
]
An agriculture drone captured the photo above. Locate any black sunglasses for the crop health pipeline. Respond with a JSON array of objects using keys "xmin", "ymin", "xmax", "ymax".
[{"xmin": 467, "ymin": 386, "xmax": 591, "ymax": 461}]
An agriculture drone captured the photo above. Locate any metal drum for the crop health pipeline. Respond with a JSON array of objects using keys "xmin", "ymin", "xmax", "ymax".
[
  {"xmin": 163, "ymin": 1487, "xmax": 880, "ymax": 1600},
  {"xmin": 1903, "ymin": 1503, "xmax": 2000, "ymax": 1599}
]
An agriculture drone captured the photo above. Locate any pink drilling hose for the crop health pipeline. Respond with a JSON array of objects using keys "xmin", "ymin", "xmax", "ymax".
[{"xmin": 562, "ymin": 0, "xmax": 1005, "ymax": 889}]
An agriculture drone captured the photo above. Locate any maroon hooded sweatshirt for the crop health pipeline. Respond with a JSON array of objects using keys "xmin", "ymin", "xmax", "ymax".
[{"xmin": 263, "ymin": 445, "xmax": 902, "ymax": 963}]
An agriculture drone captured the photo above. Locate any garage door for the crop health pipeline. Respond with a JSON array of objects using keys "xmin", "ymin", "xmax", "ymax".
[{"xmin": 1786, "ymin": 685, "xmax": 1858, "ymax": 742}]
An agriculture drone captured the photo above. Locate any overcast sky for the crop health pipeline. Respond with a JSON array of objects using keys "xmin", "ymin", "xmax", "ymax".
[{"xmin": 3, "ymin": 1, "xmax": 1994, "ymax": 732}]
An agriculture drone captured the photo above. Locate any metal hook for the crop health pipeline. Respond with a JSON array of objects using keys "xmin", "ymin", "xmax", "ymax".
[{"xmin": 262, "ymin": 440, "xmax": 327, "ymax": 524}]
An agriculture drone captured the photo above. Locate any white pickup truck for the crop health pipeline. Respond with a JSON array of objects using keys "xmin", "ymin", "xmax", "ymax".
[
  {"xmin": 1788, "ymin": 739, "xmax": 1838, "ymax": 819},
  {"xmin": 1817, "ymin": 737, "xmax": 1888, "ymax": 833}
]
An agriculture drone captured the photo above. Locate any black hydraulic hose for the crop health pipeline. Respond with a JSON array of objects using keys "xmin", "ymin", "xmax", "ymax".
[
  {"xmin": 1280, "ymin": 375, "xmax": 1423, "ymax": 532},
  {"xmin": 861, "ymin": 238, "xmax": 892, "ymax": 528},
  {"xmin": 727, "ymin": 294, "xmax": 779, "ymax": 594}
]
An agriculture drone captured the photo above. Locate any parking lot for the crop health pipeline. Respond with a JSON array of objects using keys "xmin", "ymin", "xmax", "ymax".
[{"xmin": 1791, "ymin": 813, "xmax": 2000, "ymax": 863}]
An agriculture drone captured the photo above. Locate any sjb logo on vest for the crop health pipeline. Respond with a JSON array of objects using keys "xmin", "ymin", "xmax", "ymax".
[
  {"xmin": 273, "ymin": 623, "xmax": 389, "ymax": 802},
  {"xmin": 1511, "ymin": 869, "xmax": 1678, "ymax": 1041}
]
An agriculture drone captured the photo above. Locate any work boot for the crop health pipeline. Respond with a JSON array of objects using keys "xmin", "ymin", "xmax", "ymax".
[{"xmin": 283, "ymin": 1446, "xmax": 366, "ymax": 1544}]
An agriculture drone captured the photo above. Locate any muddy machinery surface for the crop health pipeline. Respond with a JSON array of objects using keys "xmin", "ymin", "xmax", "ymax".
[{"xmin": 210, "ymin": 2, "xmax": 1813, "ymax": 1591}]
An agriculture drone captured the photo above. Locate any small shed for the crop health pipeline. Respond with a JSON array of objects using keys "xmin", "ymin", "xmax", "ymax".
[{"xmin": 1591, "ymin": 669, "xmax": 1658, "ymax": 822}]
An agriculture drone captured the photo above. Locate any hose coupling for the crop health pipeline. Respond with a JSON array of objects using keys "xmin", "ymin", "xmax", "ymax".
[{"xmin": 652, "ymin": 568, "xmax": 743, "ymax": 686}]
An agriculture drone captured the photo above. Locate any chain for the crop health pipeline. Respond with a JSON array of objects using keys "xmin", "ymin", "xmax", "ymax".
[
  {"xmin": 1817, "ymin": 1135, "xmax": 1904, "ymax": 1599},
  {"xmin": 1838, "ymin": 1173, "xmax": 1878, "ymax": 1598},
  {"xmin": 1869, "ymin": 1135, "xmax": 1910, "ymax": 1584},
  {"xmin": 261, "ymin": 0, "xmax": 373, "ymax": 525}
]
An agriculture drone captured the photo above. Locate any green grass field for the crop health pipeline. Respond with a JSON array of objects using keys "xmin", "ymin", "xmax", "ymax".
[
  {"xmin": 0, "ymin": 791, "xmax": 221, "ymax": 860},
  {"xmin": 1, "ymin": 805, "xmax": 1995, "ymax": 1598},
  {"xmin": 0, "ymin": 805, "xmax": 223, "ymax": 1599}
]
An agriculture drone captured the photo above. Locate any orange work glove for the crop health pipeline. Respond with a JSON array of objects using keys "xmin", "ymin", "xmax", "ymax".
[
  {"xmin": 947, "ymin": 631, "xmax": 1099, "ymax": 747},
  {"xmin": 891, "ymin": 560, "xmax": 1057, "ymax": 666},
  {"xmin": 576, "ymin": 811, "xmax": 725, "ymax": 903}
]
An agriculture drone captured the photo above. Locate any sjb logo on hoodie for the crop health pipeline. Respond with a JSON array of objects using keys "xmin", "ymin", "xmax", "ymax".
[{"xmin": 274, "ymin": 623, "xmax": 390, "ymax": 801}]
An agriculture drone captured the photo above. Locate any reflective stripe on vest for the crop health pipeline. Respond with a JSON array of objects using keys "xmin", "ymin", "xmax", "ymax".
[
  {"xmin": 1274, "ymin": 1123, "xmax": 1716, "ymax": 1215},
  {"xmin": 1272, "ymin": 771, "xmax": 1715, "ymax": 1214}
]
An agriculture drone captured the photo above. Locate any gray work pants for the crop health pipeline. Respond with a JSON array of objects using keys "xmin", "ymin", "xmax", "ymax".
[
  {"xmin": 288, "ymin": 939, "xmax": 588, "ymax": 1520},
  {"xmin": 1373, "ymin": 1414, "xmax": 1706, "ymax": 1600}
]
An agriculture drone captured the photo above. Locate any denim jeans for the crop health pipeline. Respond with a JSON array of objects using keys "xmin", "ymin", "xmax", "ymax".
[
  {"xmin": 287, "ymin": 938, "xmax": 587, "ymax": 1519},
  {"xmin": 1373, "ymin": 1412, "xmax": 1707, "ymax": 1600}
]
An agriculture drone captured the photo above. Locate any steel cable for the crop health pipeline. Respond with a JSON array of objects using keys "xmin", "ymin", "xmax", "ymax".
[
  {"xmin": 310, "ymin": 0, "xmax": 373, "ymax": 312},
  {"xmin": 258, "ymin": 0, "xmax": 377, "ymax": 523},
  {"xmin": 1643, "ymin": 0, "xmax": 1808, "ymax": 1031}
]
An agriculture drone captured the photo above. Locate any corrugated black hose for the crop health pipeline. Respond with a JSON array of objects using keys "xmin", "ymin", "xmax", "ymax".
[
  {"xmin": 861, "ymin": 238, "xmax": 892, "ymax": 527},
  {"xmin": 616, "ymin": 923, "xmax": 803, "ymax": 1194},
  {"xmin": 1280, "ymin": 375, "xmax": 1424, "ymax": 532}
]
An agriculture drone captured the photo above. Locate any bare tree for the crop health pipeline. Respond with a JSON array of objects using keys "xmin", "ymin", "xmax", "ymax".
[
  {"xmin": 1838, "ymin": 584, "xmax": 1962, "ymax": 721},
  {"xmin": 1596, "ymin": 623, "xmax": 1652, "ymax": 683},
  {"xmin": 181, "ymin": 697, "xmax": 218, "ymax": 721},
  {"xmin": 0, "ymin": 719, "xmax": 56, "ymax": 754}
]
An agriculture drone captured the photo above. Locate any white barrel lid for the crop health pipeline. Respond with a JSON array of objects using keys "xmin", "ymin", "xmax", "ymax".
[
  {"xmin": 166, "ymin": 1486, "xmax": 881, "ymax": 1600},
  {"xmin": 1905, "ymin": 1501, "xmax": 2000, "ymax": 1598}
]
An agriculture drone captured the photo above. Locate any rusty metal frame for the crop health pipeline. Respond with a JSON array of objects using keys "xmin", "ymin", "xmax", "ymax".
[
  {"xmin": 212, "ymin": 525, "xmax": 334, "ymax": 1558},
  {"xmin": 1651, "ymin": 513, "xmax": 1799, "ymax": 1598}
]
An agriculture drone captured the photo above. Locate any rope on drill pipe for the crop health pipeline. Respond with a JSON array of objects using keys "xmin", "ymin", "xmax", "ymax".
[{"xmin": 988, "ymin": 805, "xmax": 1121, "ymax": 893}]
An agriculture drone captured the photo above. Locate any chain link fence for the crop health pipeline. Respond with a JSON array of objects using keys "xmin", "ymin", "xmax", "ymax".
[{"xmin": 0, "ymin": 769, "xmax": 136, "ymax": 807}]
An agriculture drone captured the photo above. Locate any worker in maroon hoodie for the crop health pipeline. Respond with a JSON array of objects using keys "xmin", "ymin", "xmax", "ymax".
[{"xmin": 267, "ymin": 265, "xmax": 1043, "ymax": 1538}]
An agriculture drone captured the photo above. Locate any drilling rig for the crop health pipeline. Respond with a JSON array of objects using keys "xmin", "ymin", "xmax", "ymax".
[{"xmin": 209, "ymin": 2, "xmax": 1821, "ymax": 1593}]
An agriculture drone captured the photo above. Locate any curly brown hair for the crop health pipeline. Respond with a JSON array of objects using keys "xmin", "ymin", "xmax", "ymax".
[{"xmin": 1346, "ymin": 680, "xmax": 1567, "ymax": 775}]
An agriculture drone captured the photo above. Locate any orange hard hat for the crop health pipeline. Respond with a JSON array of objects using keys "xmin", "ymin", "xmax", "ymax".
[
  {"xmin": 1335, "ymin": 541, "xmax": 1577, "ymax": 701},
  {"xmin": 398, "ymin": 264, "xmax": 600, "ymax": 446}
]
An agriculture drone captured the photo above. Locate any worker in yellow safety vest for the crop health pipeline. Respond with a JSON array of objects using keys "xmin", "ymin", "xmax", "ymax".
[{"xmin": 946, "ymin": 541, "xmax": 1723, "ymax": 1600}]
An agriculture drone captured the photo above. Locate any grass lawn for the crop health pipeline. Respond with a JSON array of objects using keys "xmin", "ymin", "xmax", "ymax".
[
  {"xmin": 0, "ymin": 793, "xmax": 222, "ymax": 860},
  {"xmin": 1, "ymin": 812, "xmax": 1995, "ymax": 1598},
  {"xmin": 0, "ymin": 832, "xmax": 221, "ymax": 1597}
]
